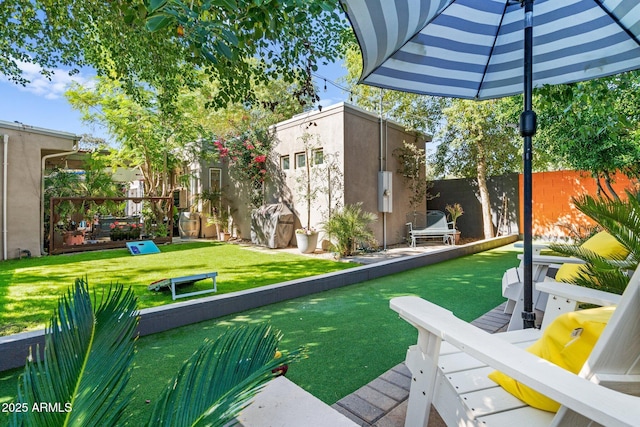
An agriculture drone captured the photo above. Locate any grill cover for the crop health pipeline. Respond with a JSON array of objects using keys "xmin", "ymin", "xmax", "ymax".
[{"xmin": 250, "ymin": 203, "xmax": 294, "ymax": 249}]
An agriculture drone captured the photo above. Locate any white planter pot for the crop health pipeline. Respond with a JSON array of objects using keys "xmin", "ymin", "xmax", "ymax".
[{"xmin": 295, "ymin": 232, "xmax": 319, "ymax": 254}]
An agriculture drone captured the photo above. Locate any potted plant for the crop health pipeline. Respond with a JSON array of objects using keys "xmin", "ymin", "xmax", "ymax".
[
  {"xmin": 217, "ymin": 208, "xmax": 231, "ymax": 241},
  {"xmin": 198, "ymin": 189, "xmax": 223, "ymax": 239},
  {"xmin": 294, "ymin": 133, "xmax": 322, "ymax": 253},
  {"xmin": 445, "ymin": 203, "xmax": 464, "ymax": 244}
]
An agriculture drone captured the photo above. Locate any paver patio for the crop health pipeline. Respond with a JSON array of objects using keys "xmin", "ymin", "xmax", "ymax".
[{"xmin": 331, "ymin": 303, "xmax": 511, "ymax": 427}]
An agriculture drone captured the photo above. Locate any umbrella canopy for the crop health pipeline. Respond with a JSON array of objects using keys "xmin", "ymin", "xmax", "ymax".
[
  {"xmin": 342, "ymin": 0, "xmax": 640, "ymax": 100},
  {"xmin": 341, "ymin": 0, "xmax": 640, "ymax": 328}
]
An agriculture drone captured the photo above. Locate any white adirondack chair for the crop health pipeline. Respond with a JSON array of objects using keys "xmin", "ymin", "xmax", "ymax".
[
  {"xmin": 391, "ymin": 267, "xmax": 640, "ymax": 427},
  {"xmin": 501, "ymin": 253, "xmax": 586, "ymax": 330}
]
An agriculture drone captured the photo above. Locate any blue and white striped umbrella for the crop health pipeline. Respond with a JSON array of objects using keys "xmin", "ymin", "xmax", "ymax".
[
  {"xmin": 341, "ymin": 0, "xmax": 640, "ymax": 329},
  {"xmin": 341, "ymin": 0, "xmax": 640, "ymax": 100}
]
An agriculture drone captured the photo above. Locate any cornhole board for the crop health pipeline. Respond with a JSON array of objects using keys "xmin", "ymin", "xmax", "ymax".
[
  {"xmin": 126, "ymin": 240, "xmax": 161, "ymax": 255},
  {"xmin": 148, "ymin": 272, "xmax": 218, "ymax": 300}
]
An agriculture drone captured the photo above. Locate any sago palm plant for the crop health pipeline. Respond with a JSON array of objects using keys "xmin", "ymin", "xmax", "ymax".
[
  {"xmin": 322, "ymin": 203, "xmax": 377, "ymax": 257},
  {"xmin": 11, "ymin": 279, "xmax": 298, "ymax": 427},
  {"xmin": 549, "ymin": 190, "xmax": 640, "ymax": 294}
]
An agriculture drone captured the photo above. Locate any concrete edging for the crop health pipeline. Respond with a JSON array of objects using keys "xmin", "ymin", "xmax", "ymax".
[{"xmin": 0, "ymin": 235, "xmax": 517, "ymax": 372}]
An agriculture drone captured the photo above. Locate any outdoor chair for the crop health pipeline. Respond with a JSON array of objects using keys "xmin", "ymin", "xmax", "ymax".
[
  {"xmin": 502, "ymin": 231, "xmax": 630, "ymax": 330},
  {"xmin": 390, "ymin": 263, "xmax": 640, "ymax": 427},
  {"xmin": 406, "ymin": 210, "xmax": 457, "ymax": 247}
]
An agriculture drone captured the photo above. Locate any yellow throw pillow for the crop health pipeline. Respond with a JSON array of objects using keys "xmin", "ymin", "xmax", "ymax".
[
  {"xmin": 488, "ymin": 306, "xmax": 614, "ymax": 412},
  {"xmin": 554, "ymin": 231, "xmax": 628, "ymax": 282}
]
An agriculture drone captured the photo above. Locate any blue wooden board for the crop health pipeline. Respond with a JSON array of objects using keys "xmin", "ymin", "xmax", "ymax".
[{"xmin": 126, "ymin": 240, "xmax": 161, "ymax": 255}]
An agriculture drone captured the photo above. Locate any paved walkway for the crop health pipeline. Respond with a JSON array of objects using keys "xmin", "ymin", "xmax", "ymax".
[{"xmin": 330, "ymin": 303, "xmax": 512, "ymax": 427}]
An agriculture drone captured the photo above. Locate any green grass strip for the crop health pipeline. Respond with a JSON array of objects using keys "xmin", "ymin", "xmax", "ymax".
[{"xmin": 0, "ymin": 242, "xmax": 354, "ymax": 336}]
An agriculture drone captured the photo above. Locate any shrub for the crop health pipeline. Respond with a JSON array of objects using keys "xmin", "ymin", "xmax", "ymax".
[
  {"xmin": 322, "ymin": 203, "xmax": 377, "ymax": 257},
  {"xmin": 549, "ymin": 191, "xmax": 640, "ymax": 294}
]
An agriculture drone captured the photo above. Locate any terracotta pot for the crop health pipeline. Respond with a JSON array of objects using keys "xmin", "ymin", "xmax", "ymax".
[{"xmin": 64, "ymin": 232, "xmax": 84, "ymax": 246}]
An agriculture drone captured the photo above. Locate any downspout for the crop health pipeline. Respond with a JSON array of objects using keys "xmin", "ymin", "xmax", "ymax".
[
  {"xmin": 379, "ymin": 90, "xmax": 387, "ymax": 250},
  {"xmin": 2, "ymin": 134, "xmax": 8, "ymax": 260},
  {"xmin": 40, "ymin": 140, "xmax": 80, "ymax": 255}
]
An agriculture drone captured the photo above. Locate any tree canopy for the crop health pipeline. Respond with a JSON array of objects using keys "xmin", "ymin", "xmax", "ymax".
[
  {"xmin": 535, "ymin": 71, "xmax": 640, "ymax": 198},
  {"xmin": 2, "ymin": 0, "xmax": 347, "ymax": 109}
]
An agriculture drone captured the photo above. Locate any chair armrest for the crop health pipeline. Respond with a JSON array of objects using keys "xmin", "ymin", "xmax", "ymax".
[
  {"xmin": 390, "ymin": 296, "xmax": 639, "ymax": 427},
  {"xmin": 518, "ymin": 254, "xmax": 587, "ymax": 265},
  {"xmin": 536, "ymin": 280, "xmax": 621, "ymax": 307}
]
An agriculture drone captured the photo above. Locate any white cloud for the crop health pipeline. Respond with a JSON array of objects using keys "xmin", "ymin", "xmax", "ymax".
[{"xmin": 7, "ymin": 61, "xmax": 94, "ymax": 100}]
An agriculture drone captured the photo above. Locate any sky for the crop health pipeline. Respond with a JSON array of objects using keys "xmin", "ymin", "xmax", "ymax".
[{"xmin": 0, "ymin": 60, "xmax": 351, "ymax": 144}]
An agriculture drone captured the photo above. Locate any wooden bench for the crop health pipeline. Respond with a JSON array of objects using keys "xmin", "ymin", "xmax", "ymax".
[
  {"xmin": 390, "ymin": 267, "xmax": 639, "ymax": 427},
  {"xmin": 148, "ymin": 272, "xmax": 218, "ymax": 300},
  {"xmin": 406, "ymin": 210, "xmax": 457, "ymax": 247}
]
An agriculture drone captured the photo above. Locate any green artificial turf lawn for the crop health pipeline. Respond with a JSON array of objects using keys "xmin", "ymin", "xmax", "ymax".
[
  {"xmin": 0, "ymin": 245, "xmax": 520, "ymax": 426},
  {"xmin": 0, "ymin": 241, "xmax": 354, "ymax": 336}
]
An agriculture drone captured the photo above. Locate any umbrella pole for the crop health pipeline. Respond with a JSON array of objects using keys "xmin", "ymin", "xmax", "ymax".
[{"xmin": 520, "ymin": 0, "xmax": 537, "ymax": 329}]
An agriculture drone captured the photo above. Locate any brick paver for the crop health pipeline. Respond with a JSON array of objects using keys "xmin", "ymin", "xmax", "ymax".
[{"xmin": 332, "ymin": 303, "xmax": 511, "ymax": 427}]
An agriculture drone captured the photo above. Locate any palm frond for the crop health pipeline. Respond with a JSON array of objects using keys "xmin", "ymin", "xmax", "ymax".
[
  {"xmin": 573, "ymin": 191, "xmax": 640, "ymax": 264},
  {"xmin": 548, "ymin": 191, "xmax": 640, "ymax": 294},
  {"xmin": 549, "ymin": 244, "xmax": 632, "ymax": 294},
  {"xmin": 322, "ymin": 203, "xmax": 377, "ymax": 256},
  {"xmin": 12, "ymin": 279, "xmax": 138, "ymax": 427},
  {"xmin": 147, "ymin": 324, "xmax": 302, "ymax": 427}
]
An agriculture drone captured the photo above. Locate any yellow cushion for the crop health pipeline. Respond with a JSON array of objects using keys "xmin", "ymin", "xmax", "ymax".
[
  {"xmin": 554, "ymin": 232, "xmax": 628, "ymax": 282},
  {"xmin": 488, "ymin": 306, "xmax": 614, "ymax": 412}
]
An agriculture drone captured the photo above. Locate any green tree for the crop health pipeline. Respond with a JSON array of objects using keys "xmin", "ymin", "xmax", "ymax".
[
  {"xmin": 434, "ymin": 99, "xmax": 521, "ymax": 238},
  {"xmin": 65, "ymin": 77, "xmax": 212, "ymax": 224},
  {"xmin": 2, "ymin": 0, "xmax": 346, "ymax": 109},
  {"xmin": 392, "ymin": 141, "xmax": 438, "ymax": 212},
  {"xmin": 536, "ymin": 71, "xmax": 640, "ymax": 199}
]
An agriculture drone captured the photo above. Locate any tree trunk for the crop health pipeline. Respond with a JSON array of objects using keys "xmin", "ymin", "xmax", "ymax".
[
  {"xmin": 603, "ymin": 172, "xmax": 620, "ymax": 201},
  {"xmin": 477, "ymin": 143, "xmax": 494, "ymax": 239}
]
